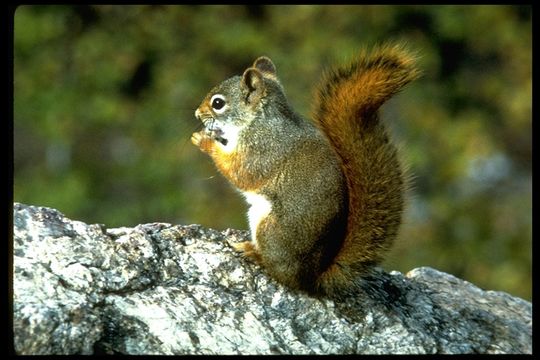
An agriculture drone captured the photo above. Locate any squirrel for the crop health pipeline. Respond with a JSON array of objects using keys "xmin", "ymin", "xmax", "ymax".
[{"xmin": 191, "ymin": 44, "xmax": 419, "ymax": 297}]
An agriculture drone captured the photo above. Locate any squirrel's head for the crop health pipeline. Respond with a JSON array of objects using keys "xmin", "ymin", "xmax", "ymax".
[{"xmin": 195, "ymin": 57, "xmax": 288, "ymax": 145}]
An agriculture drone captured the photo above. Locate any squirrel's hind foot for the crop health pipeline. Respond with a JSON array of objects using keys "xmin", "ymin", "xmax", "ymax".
[{"xmin": 228, "ymin": 240, "xmax": 262, "ymax": 263}]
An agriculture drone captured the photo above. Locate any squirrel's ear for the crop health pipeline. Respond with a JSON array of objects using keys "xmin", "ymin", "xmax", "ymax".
[
  {"xmin": 252, "ymin": 57, "xmax": 277, "ymax": 78},
  {"xmin": 241, "ymin": 68, "xmax": 265, "ymax": 104}
]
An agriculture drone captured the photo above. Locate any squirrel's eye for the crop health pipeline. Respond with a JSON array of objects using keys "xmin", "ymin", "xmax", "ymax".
[
  {"xmin": 210, "ymin": 94, "xmax": 227, "ymax": 113},
  {"xmin": 212, "ymin": 98, "xmax": 225, "ymax": 109}
]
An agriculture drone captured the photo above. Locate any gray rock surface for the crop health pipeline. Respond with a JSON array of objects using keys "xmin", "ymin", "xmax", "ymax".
[{"xmin": 12, "ymin": 202, "xmax": 532, "ymax": 354}]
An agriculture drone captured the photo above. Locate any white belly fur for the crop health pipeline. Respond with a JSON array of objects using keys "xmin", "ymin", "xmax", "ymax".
[
  {"xmin": 217, "ymin": 122, "xmax": 241, "ymax": 154},
  {"xmin": 242, "ymin": 191, "xmax": 272, "ymax": 245}
]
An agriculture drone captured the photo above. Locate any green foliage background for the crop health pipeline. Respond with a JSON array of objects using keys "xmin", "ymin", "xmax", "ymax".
[{"xmin": 14, "ymin": 5, "xmax": 531, "ymax": 299}]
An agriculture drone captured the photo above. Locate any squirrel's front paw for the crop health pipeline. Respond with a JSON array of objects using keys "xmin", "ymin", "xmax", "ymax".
[
  {"xmin": 191, "ymin": 131, "xmax": 213, "ymax": 152},
  {"xmin": 228, "ymin": 240, "xmax": 262, "ymax": 263},
  {"xmin": 191, "ymin": 130, "xmax": 205, "ymax": 146}
]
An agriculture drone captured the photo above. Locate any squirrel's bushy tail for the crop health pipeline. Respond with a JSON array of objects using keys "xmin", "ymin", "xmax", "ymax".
[{"xmin": 312, "ymin": 44, "xmax": 420, "ymax": 296}]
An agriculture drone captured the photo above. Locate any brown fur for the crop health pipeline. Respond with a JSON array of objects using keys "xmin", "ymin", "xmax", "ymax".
[
  {"xmin": 191, "ymin": 131, "xmax": 268, "ymax": 192},
  {"xmin": 312, "ymin": 44, "xmax": 420, "ymax": 295}
]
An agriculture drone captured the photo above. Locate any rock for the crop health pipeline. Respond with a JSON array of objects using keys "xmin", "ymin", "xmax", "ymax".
[{"xmin": 12, "ymin": 202, "xmax": 532, "ymax": 354}]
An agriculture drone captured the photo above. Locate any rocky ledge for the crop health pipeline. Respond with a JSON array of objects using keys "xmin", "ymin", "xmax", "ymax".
[{"xmin": 12, "ymin": 203, "xmax": 532, "ymax": 354}]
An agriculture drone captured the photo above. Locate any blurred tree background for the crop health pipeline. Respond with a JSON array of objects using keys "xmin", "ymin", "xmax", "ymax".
[{"xmin": 13, "ymin": 5, "xmax": 531, "ymax": 300}]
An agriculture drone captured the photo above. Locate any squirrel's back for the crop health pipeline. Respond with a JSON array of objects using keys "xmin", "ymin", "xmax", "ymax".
[{"xmin": 312, "ymin": 44, "xmax": 420, "ymax": 296}]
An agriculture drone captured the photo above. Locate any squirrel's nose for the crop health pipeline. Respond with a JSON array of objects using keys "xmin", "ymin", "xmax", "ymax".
[{"xmin": 194, "ymin": 108, "xmax": 200, "ymax": 119}]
